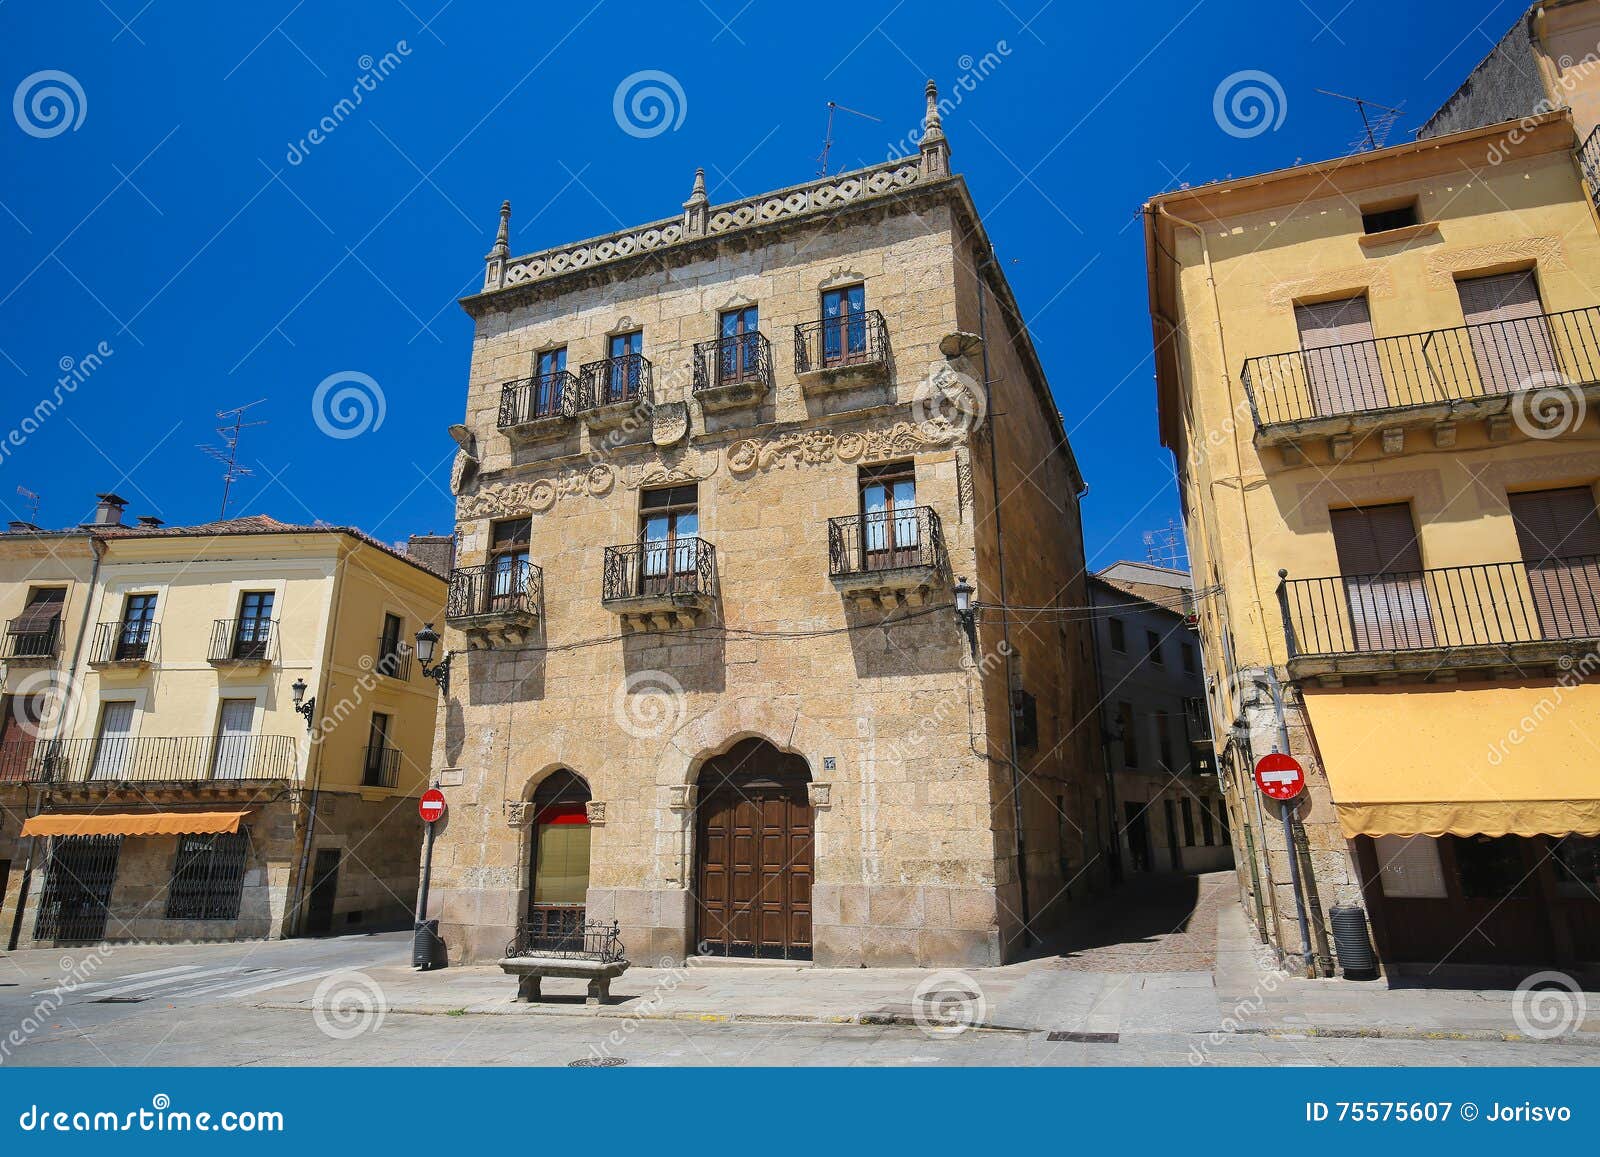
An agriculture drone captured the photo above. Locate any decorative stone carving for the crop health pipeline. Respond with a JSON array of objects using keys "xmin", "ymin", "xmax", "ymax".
[
  {"xmin": 1266, "ymin": 266, "xmax": 1395, "ymax": 308},
  {"xmin": 955, "ymin": 447, "xmax": 973, "ymax": 523},
  {"xmin": 458, "ymin": 464, "xmax": 615, "ymax": 518},
  {"xmin": 624, "ymin": 448, "xmax": 717, "ymax": 490},
  {"xmin": 808, "ymin": 782, "xmax": 832, "ymax": 809},
  {"xmin": 1380, "ymin": 427, "xmax": 1404, "ymax": 455},
  {"xmin": 668, "ymin": 784, "xmax": 697, "ymax": 811},
  {"xmin": 726, "ymin": 422, "xmax": 959, "ymax": 477},
  {"xmin": 585, "ymin": 800, "xmax": 607, "ymax": 825},
  {"xmin": 448, "ymin": 424, "xmax": 479, "ymax": 496},
  {"xmin": 651, "ymin": 401, "xmax": 690, "ymax": 447},
  {"xmin": 503, "ymin": 800, "xmax": 533, "ymax": 827},
  {"xmin": 1425, "ymin": 236, "xmax": 1565, "ymax": 289}
]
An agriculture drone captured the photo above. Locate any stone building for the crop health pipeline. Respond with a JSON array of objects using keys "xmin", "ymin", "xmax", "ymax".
[
  {"xmin": 0, "ymin": 500, "xmax": 444, "ymax": 947},
  {"xmin": 423, "ymin": 83, "xmax": 1102, "ymax": 968}
]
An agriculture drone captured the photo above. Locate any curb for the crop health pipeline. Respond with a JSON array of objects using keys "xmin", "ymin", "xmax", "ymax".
[{"xmin": 1231, "ymin": 1025, "xmax": 1598, "ymax": 1046}]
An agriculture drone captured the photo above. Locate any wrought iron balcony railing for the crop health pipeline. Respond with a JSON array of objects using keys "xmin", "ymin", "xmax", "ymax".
[
  {"xmin": 209, "ymin": 618, "xmax": 278, "ymax": 663},
  {"xmin": 602, "ymin": 538, "xmax": 717, "ymax": 602},
  {"xmin": 828, "ymin": 507, "xmax": 947, "ymax": 578},
  {"xmin": 361, "ymin": 744, "xmax": 401, "ymax": 788},
  {"xmin": 1278, "ymin": 557, "xmax": 1600, "ymax": 660},
  {"xmin": 372, "ymin": 637, "xmax": 412, "ymax": 680},
  {"xmin": 0, "ymin": 738, "xmax": 43, "ymax": 782},
  {"xmin": 499, "ymin": 371, "xmax": 581, "ymax": 428},
  {"xmin": 578, "ymin": 353, "xmax": 652, "ymax": 410},
  {"xmin": 506, "ymin": 915, "xmax": 624, "ymax": 962},
  {"xmin": 15, "ymin": 733, "xmax": 299, "ymax": 785},
  {"xmin": 794, "ymin": 310, "xmax": 889, "ymax": 375},
  {"xmin": 89, "ymin": 620, "xmax": 160, "ymax": 665},
  {"xmin": 1580, "ymin": 124, "xmax": 1600, "ymax": 206},
  {"xmin": 1241, "ymin": 306, "xmax": 1600, "ymax": 430},
  {"xmin": 693, "ymin": 332, "xmax": 773, "ymax": 393},
  {"xmin": 446, "ymin": 560, "xmax": 542, "ymax": 620},
  {"xmin": 2, "ymin": 618, "xmax": 60, "ymax": 661}
]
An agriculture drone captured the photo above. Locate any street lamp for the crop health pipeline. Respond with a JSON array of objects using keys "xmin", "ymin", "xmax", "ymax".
[
  {"xmin": 953, "ymin": 576, "xmax": 977, "ymax": 657},
  {"xmin": 415, "ymin": 623, "xmax": 452, "ymax": 693},
  {"xmin": 290, "ymin": 677, "xmax": 316, "ymax": 729}
]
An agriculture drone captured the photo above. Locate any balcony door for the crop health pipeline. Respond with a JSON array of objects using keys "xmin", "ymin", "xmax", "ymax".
[
  {"xmin": 488, "ymin": 519, "xmax": 531, "ymax": 612},
  {"xmin": 718, "ymin": 306, "xmax": 759, "ymax": 383},
  {"xmin": 1457, "ymin": 271, "xmax": 1558, "ymax": 396},
  {"xmin": 821, "ymin": 285, "xmax": 867, "ymax": 367},
  {"xmin": 0, "ymin": 694, "xmax": 42, "ymax": 781},
  {"xmin": 10, "ymin": 587, "xmax": 64, "ymax": 657},
  {"xmin": 639, "ymin": 485, "xmax": 698, "ymax": 596},
  {"xmin": 211, "ymin": 698, "xmax": 255, "ymax": 780},
  {"xmin": 234, "ymin": 592, "xmax": 273, "ymax": 659},
  {"xmin": 1509, "ymin": 487, "xmax": 1600, "ymax": 640},
  {"xmin": 89, "ymin": 700, "xmax": 136, "ymax": 781},
  {"xmin": 604, "ymin": 330, "xmax": 643, "ymax": 403},
  {"xmin": 534, "ymin": 347, "xmax": 567, "ymax": 417},
  {"xmin": 1295, "ymin": 296, "xmax": 1387, "ymax": 416},
  {"xmin": 118, "ymin": 593, "xmax": 156, "ymax": 660},
  {"xmin": 1330, "ymin": 504, "xmax": 1436, "ymax": 651},
  {"xmin": 860, "ymin": 464, "xmax": 918, "ymax": 571}
]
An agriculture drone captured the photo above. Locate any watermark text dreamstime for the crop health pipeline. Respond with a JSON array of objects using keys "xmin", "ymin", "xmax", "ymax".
[
  {"xmin": 0, "ymin": 341, "xmax": 113, "ymax": 468},
  {"xmin": 286, "ymin": 42, "xmax": 412, "ymax": 165}
]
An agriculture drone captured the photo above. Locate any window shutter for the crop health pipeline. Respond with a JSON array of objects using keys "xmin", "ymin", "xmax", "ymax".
[
  {"xmin": 1330, "ymin": 505, "xmax": 1435, "ymax": 651},
  {"xmin": 1295, "ymin": 296, "xmax": 1387, "ymax": 416},
  {"xmin": 1509, "ymin": 487, "xmax": 1600, "ymax": 639},
  {"xmin": 1456, "ymin": 271, "xmax": 1558, "ymax": 395},
  {"xmin": 11, "ymin": 587, "xmax": 65, "ymax": 634}
]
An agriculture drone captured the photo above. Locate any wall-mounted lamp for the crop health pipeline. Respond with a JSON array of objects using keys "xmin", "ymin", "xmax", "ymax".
[
  {"xmin": 290, "ymin": 677, "xmax": 316, "ymax": 729},
  {"xmin": 415, "ymin": 623, "xmax": 452, "ymax": 694},
  {"xmin": 953, "ymin": 576, "xmax": 977, "ymax": 657}
]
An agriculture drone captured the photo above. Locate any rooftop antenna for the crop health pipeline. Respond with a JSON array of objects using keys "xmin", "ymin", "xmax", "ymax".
[
  {"xmin": 16, "ymin": 486, "xmax": 41, "ymax": 524},
  {"xmin": 1142, "ymin": 520, "xmax": 1187, "ymax": 570},
  {"xmin": 816, "ymin": 101, "xmax": 882, "ymax": 177},
  {"xmin": 1316, "ymin": 89, "xmax": 1404, "ymax": 152},
  {"xmin": 198, "ymin": 398, "xmax": 268, "ymax": 519}
]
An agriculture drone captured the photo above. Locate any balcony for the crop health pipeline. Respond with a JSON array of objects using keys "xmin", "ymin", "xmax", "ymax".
[
  {"xmin": 693, "ymin": 332, "xmax": 773, "ymax": 412},
  {"xmin": 2, "ymin": 619, "xmax": 60, "ymax": 664},
  {"xmin": 12, "ymin": 734, "xmax": 298, "ymax": 787},
  {"xmin": 208, "ymin": 618, "xmax": 278, "ymax": 667},
  {"xmin": 1241, "ymin": 306, "xmax": 1600, "ymax": 456},
  {"xmin": 794, "ymin": 310, "xmax": 890, "ymax": 394},
  {"xmin": 445, "ymin": 560, "xmax": 542, "ymax": 647},
  {"xmin": 372, "ymin": 637, "xmax": 413, "ymax": 680},
  {"xmin": 1581, "ymin": 125, "xmax": 1600, "ymax": 206},
  {"xmin": 499, "ymin": 371, "xmax": 581, "ymax": 442},
  {"xmin": 828, "ymin": 507, "xmax": 948, "ymax": 610},
  {"xmin": 361, "ymin": 744, "xmax": 401, "ymax": 789},
  {"xmin": 578, "ymin": 353, "xmax": 652, "ymax": 429},
  {"xmin": 601, "ymin": 538, "xmax": 717, "ymax": 631},
  {"xmin": 1278, "ymin": 557, "xmax": 1600, "ymax": 682},
  {"xmin": 88, "ymin": 620, "xmax": 160, "ymax": 670}
]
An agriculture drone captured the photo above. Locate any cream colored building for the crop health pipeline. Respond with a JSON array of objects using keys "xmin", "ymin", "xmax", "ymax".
[
  {"xmin": 0, "ymin": 498, "xmax": 445, "ymax": 947},
  {"xmin": 424, "ymin": 83, "xmax": 1105, "ymax": 968}
]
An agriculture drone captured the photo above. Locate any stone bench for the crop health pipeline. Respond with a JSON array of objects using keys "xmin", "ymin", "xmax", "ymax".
[{"xmin": 497, "ymin": 955, "xmax": 630, "ymax": 1005}]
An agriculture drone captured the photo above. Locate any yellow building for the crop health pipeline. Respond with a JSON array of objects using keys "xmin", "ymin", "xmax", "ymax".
[
  {"xmin": 0, "ymin": 497, "xmax": 445, "ymax": 947},
  {"xmin": 1144, "ymin": 104, "xmax": 1600, "ymax": 978}
]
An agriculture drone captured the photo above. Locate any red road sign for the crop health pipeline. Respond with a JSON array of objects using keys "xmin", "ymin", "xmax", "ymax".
[
  {"xmin": 1253, "ymin": 752, "xmax": 1306, "ymax": 801},
  {"xmin": 419, "ymin": 788, "xmax": 447, "ymax": 823}
]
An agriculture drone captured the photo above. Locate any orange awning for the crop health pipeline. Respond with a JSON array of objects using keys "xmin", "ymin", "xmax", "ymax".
[{"xmin": 21, "ymin": 811, "xmax": 250, "ymax": 838}]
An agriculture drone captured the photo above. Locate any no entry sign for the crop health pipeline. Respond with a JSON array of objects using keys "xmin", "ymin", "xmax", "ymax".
[
  {"xmin": 1253, "ymin": 752, "xmax": 1306, "ymax": 801},
  {"xmin": 419, "ymin": 788, "xmax": 447, "ymax": 823}
]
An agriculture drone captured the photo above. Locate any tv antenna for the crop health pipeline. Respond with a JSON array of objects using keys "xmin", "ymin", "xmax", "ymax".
[
  {"xmin": 816, "ymin": 101, "xmax": 883, "ymax": 177},
  {"xmin": 1316, "ymin": 89, "xmax": 1404, "ymax": 152},
  {"xmin": 1142, "ymin": 520, "xmax": 1188, "ymax": 570},
  {"xmin": 198, "ymin": 398, "xmax": 268, "ymax": 519},
  {"xmin": 16, "ymin": 486, "xmax": 41, "ymax": 525}
]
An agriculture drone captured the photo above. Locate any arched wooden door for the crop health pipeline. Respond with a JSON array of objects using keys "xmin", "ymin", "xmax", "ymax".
[{"xmin": 695, "ymin": 739, "xmax": 813, "ymax": 960}]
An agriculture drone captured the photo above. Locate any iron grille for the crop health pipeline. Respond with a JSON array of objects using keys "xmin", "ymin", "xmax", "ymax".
[
  {"xmin": 446, "ymin": 560, "xmax": 542, "ymax": 619},
  {"xmin": 1241, "ymin": 304, "xmax": 1600, "ymax": 428},
  {"xmin": 1581, "ymin": 124, "xmax": 1600, "ymax": 205},
  {"xmin": 28, "ymin": 734, "xmax": 298, "ymax": 784},
  {"xmin": 506, "ymin": 915, "xmax": 624, "ymax": 963},
  {"xmin": 361, "ymin": 744, "xmax": 401, "ymax": 788},
  {"xmin": 372, "ymin": 637, "xmax": 413, "ymax": 680},
  {"xmin": 794, "ymin": 309, "xmax": 888, "ymax": 374},
  {"xmin": 601, "ymin": 538, "xmax": 717, "ymax": 602},
  {"xmin": 579, "ymin": 353, "xmax": 652, "ymax": 409},
  {"xmin": 827, "ymin": 507, "xmax": 947, "ymax": 576},
  {"xmin": 208, "ymin": 618, "xmax": 278, "ymax": 663},
  {"xmin": 693, "ymin": 332, "xmax": 773, "ymax": 393},
  {"xmin": 34, "ymin": 835, "xmax": 122, "ymax": 943},
  {"xmin": 2, "ymin": 618, "xmax": 60, "ymax": 660},
  {"xmin": 89, "ymin": 619, "xmax": 160, "ymax": 664},
  {"xmin": 1277, "ymin": 556, "xmax": 1600, "ymax": 658},
  {"xmin": 499, "ymin": 371, "xmax": 581, "ymax": 428},
  {"xmin": 165, "ymin": 831, "xmax": 250, "ymax": 920}
]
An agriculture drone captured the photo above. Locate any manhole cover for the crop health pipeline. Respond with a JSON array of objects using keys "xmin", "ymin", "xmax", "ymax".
[
  {"xmin": 1046, "ymin": 1030, "xmax": 1119, "ymax": 1044},
  {"xmin": 568, "ymin": 1056, "xmax": 626, "ymax": 1068},
  {"xmin": 93, "ymin": 996, "xmax": 148, "ymax": 1004}
]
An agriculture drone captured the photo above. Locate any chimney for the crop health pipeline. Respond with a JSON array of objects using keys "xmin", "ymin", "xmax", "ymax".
[
  {"xmin": 405, "ymin": 532, "xmax": 456, "ymax": 578},
  {"xmin": 85, "ymin": 492, "xmax": 128, "ymax": 527},
  {"xmin": 136, "ymin": 515, "xmax": 165, "ymax": 528}
]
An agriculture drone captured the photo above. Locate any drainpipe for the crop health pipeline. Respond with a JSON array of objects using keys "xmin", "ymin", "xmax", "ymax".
[
  {"xmin": 974, "ymin": 251, "xmax": 1030, "ymax": 946},
  {"xmin": 1260, "ymin": 666, "xmax": 1315, "ymax": 977}
]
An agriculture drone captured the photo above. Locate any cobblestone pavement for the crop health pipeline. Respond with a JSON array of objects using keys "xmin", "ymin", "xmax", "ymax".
[{"xmin": 1041, "ymin": 869, "xmax": 1231, "ymax": 973}]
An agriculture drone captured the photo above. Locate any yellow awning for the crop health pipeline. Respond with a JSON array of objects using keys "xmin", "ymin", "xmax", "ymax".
[
  {"xmin": 22, "ymin": 811, "xmax": 250, "ymax": 838},
  {"xmin": 1301, "ymin": 683, "xmax": 1600, "ymax": 839}
]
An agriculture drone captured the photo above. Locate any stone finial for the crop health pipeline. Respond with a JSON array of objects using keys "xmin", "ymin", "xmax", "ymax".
[
  {"xmin": 682, "ymin": 167, "xmax": 709, "ymax": 236},
  {"xmin": 919, "ymin": 79, "xmax": 950, "ymax": 178},
  {"xmin": 484, "ymin": 200, "xmax": 511, "ymax": 291}
]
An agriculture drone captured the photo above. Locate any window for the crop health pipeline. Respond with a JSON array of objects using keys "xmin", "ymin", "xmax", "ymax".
[
  {"xmin": 489, "ymin": 518, "xmax": 532, "ymax": 610},
  {"xmin": 1146, "ymin": 629, "xmax": 1163, "ymax": 665},
  {"xmin": 1456, "ymin": 269, "xmax": 1557, "ymax": 394},
  {"xmin": 530, "ymin": 771, "xmax": 592, "ymax": 913},
  {"xmin": 1295, "ymin": 296, "xmax": 1385, "ymax": 415},
  {"xmin": 858, "ymin": 462, "xmax": 919, "ymax": 571},
  {"xmin": 1360, "ymin": 201, "xmax": 1418, "ymax": 234},
  {"xmin": 1181, "ymin": 798, "xmax": 1196, "ymax": 847},
  {"xmin": 233, "ymin": 591, "xmax": 274, "ymax": 659},
  {"xmin": 1452, "ymin": 835, "xmax": 1532, "ymax": 899},
  {"xmin": 1013, "ymin": 689, "xmax": 1038, "ymax": 749},
  {"xmin": 1109, "ymin": 617, "xmax": 1126, "ymax": 652},
  {"xmin": 166, "ymin": 831, "xmax": 249, "ymax": 920},
  {"xmin": 8, "ymin": 587, "xmax": 65, "ymax": 656},
  {"xmin": 363, "ymin": 712, "xmax": 393, "ymax": 787},
  {"xmin": 600, "ymin": 330, "xmax": 644, "ymax": 404},
  {"xmin": 379, "ymin": 612, "xmax": 404, "ymax": 675},
  {"xmin": 1507, "ymin": 487, "xmax": 1600, "ymax": 639},
  {"xmin": 212, "ymin": 698, "xmax": 255, "ymax": 779},
  {"xmin": 1181, "ymin": 641, "xmax": 1196, "ymax": 673},
  {"xmin": 1375, "ymin": 834, "xmax": 1448, "ymax": 898},
  {"xmin": 1200, "ymin": 805, "xmax": 1215, "ymax": 846},
  {"xmin": 717, "ymin": 306, "xmax": 760, "ymax": 383},
  {"xmin": 118, "ymin": 593, "xmax": 157, "ymax": 661},
  {"xmin": 639, "ymin": 485, "xmax": 699, "ymax": 595},
  {"xmin": 1117, "ymin": 702, "xmax": 1138, "ymax": 767},
  {"xmin": 1330, "ymin": 504, "xmax": 1434, "ymax": 651},
  {"xmin": 89, "ymin": 701, "xmax": 136, "ymax": 781},
  {"xmin": 1156, "ymin": 713, "xmax": 1173, "ymax": 769},
  {"xmin": 1553, "ymin": 836, "xmax": 1600, "ymax": 899},
  {"xmin": 821, "ymin": 284, "xmax": 867, "ymax": 366},
  {"xmin": 533, "ymin": 347, "xmax": 568, "ymax": 416}
]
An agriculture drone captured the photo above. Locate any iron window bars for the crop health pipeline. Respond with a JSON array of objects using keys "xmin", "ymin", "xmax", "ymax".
[{"xmin": 165, "ymin": 830, "xmax": 250, "ymax": 921}]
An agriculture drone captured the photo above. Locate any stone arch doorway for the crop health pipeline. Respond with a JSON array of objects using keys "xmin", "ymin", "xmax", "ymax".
[
  {"xmin": 694, "ymin": 738, "xmax": 813, "ymax": 960},
  {"xmin": 525, "ymin": 769, "xmax": 591, "ymax": 951}
]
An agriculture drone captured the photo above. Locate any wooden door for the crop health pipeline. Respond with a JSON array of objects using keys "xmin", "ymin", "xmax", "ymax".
[
  {"xmin": 211, "ymin": 698, "xmax": 255, "ymax": 780},
  {"xmin": 305, "ymin": 848, "xmax": 341, "ymax": 935},
  {"xmin": 1509, "ymin": 487, "xmax": 1600, "ymax": 640},
  {"xmin": 1457, "ymin": 270, "xmax": 1558, "ymax": 395},
  {"xmin": 1296, "ymin": 296, "xmax": 1387, "ymax": 415},
  {"xmin": 695, "ymin": 739, "xmax": 813, "ymax": 960},
  {"xmin": 1330, "ymin": 505, "xmax": 1435, "ymax": 651},
  {"xmin": 89, "ymin": 701, "xmax": 135, "ymax": 781}
]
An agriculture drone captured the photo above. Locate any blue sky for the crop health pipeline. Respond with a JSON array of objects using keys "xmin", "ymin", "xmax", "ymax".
[{"xmin": 1, "ymin": 0, "xmax": 1524, "ymax": 566}]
